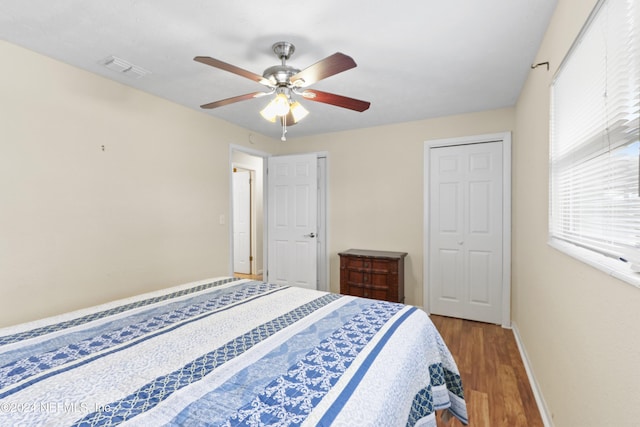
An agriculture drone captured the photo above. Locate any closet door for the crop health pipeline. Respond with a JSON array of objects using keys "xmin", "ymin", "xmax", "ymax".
[{"xmin": 429, "ymin": 141, "xmax": 503, "ymax": 324}]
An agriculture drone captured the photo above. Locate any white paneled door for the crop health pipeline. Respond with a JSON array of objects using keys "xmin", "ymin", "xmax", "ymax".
[
  {"xmin": 429, "ymin": 141, "xmax": 503, "ymax": 324},
  {"xmin": 267, "ymin": 154, "xmax": 318, "ymax": 289},
  {"xmin": 233, "ymin": 169, "xmax": 251, "ymax": 274}
]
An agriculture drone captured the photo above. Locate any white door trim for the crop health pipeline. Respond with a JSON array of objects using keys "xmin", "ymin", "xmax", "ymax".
[
  {"xmin": 315, "ymin": 154, "xmax": 329, "ymax": 292},
  {"xmin": 423, "ymin": 132, "xmax": 512, "ymax": 327}
]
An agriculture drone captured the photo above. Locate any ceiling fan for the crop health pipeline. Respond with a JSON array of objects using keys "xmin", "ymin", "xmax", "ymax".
[{"xmin": 194, "ymin": 41, "xmax": 371, "ymax": 140}]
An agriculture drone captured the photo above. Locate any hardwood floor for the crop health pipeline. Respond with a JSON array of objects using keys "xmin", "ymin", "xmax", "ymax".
[{"xmin": 430, "ymin": 315, "xmax": 544, "ymax": 427}]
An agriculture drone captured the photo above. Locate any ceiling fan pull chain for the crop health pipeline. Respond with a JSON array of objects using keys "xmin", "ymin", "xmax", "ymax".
[{"xmin": 281, "ymin": 118, "xmax": 287, "ymax": 141}]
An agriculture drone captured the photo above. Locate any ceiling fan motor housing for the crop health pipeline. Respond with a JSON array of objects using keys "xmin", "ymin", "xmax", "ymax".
[
  {"xmin": 262, "ymin": 64, "xmax": 300, "ymax": 86},
  {"xmin": 263, "ymin": 42, "xmax": 300, "ymax": 87}
]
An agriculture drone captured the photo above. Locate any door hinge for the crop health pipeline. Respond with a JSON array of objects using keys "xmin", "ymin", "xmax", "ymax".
[{"xmin": 249, "ymin": 255, "xmax": 253, "ymax": 261}]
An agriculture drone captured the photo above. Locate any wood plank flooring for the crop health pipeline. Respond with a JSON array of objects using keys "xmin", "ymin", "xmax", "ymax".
[{"xmin": 430, "ymin": 315, "xmax": 544, "ymax": 427}]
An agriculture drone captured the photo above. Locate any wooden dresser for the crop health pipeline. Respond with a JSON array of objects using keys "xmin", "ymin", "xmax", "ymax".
[{"xmin": 339, "ymin": 249, "xmax": 407, "ymax": 303}]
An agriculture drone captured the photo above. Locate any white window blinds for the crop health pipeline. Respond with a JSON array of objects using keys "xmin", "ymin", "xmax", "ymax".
[{"xmin": 550, "ymin": 0, "xmax": 640, "ymax": 262}]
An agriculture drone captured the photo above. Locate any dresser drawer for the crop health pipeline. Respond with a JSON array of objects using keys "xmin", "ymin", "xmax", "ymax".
[
  {"xmin": 345, "ymin": 269, "xmax": 393, "ymax": 287},
  {"xmin": 343, "ymin": 257, "xmax": 397, "ymax": 273},
  {"xmin": 343, "ymin": 256, "xmax": 372, "ymax": 270},
  {"xmin": 342, "ymin": 283, "xmax": 393, "ymax": 301}
]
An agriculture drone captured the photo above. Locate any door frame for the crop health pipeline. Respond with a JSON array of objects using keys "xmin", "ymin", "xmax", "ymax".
[
  {"xmin": 423, "ymin": 132, "xmax": 512, "ymax": 327},
  {"xmin": 228, "ymin": 144, "xmax": 329, "ymax": 291}
]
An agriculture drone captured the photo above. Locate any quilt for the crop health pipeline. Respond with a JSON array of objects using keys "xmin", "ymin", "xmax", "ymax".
[{"xmin": 0, "ymin": 277, "xmax": 468, "ymax": 426}]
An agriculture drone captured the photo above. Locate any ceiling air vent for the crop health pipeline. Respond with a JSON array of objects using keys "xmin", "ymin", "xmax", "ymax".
[{"xmin": 100, "ymin": 55, "xmax": 150, "ymax": 79}]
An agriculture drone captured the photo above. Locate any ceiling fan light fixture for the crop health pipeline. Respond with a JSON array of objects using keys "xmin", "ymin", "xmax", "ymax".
[
  {"xmin": 290, "ymin": 101, "xmax": 309, "ymax": 123},
  {"xmin": 272, "ymin": 93, "xmax": 290, "ymax": 116},
  {"xmin": 259, "ymin": 107, "xmax": 277, "ymax": 122},
  {"xmin": 260, "ymin": 92, "xmax": 294, "ymax": 122}
]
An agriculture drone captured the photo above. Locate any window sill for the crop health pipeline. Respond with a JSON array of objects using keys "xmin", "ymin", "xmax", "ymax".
[{"xmin": 548, "ymin": 239, "xmax": 640, "ymax": 289}]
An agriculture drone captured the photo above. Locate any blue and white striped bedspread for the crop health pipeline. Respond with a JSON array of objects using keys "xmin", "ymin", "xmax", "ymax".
[{"xmin": 0, "ymin": 277, "xmax": 468, "ymax": 426}]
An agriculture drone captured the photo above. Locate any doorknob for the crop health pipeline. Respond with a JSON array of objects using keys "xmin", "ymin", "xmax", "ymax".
[{"xmin": 305, "ymin": 232, "xmax": 316, "ymax": 238}]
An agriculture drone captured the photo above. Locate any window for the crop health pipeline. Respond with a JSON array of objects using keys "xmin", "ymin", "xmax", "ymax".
[{"xmin": 549, "ymin": 0, "xmax": 640, "ymax": 285}]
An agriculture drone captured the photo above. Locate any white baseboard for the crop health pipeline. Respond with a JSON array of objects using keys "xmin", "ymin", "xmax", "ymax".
[{"xmin": 510, "ymin": 321, "xmax": 554, "ymax": 427}]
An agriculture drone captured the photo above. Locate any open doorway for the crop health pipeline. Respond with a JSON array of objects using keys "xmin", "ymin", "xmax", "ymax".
[{"xmin": 231, "ymin": 148, "xmax": 265, "ymax": 281}]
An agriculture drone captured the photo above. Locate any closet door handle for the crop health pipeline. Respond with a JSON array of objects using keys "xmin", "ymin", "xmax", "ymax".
[{"xmin": 305, "ymin": 232, "xmax": 316, "ymax": 238}]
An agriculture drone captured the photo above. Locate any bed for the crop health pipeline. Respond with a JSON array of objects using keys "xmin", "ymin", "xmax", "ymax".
[{"xmin": 0, "ymin": 277, "xmax": 468, "ymax": 426}]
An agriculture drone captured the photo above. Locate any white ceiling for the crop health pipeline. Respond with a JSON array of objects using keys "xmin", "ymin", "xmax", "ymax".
[{"xmin": 0, "ymin": 0, "xmax": 557, "ymax": 140}]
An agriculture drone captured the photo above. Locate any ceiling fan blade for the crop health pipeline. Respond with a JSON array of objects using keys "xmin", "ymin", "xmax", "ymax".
[
  {"xmin": 290, "ymin": 53, "xmax": 357, "ymax": 87},
  {"xmin": 194, "ymin": 56, "xmax": 272, "ymax": 86},
  {"xmin": 301, "ymin": 89, "xmax": 370, "ymax": 112},
  {"xmin": 200, "ymin": 91, "xmax": 270, "ymax": 109}
]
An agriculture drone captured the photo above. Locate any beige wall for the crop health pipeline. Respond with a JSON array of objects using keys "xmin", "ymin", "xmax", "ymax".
[
  {"xmin": 512, "ymin": 0, "xmax": 640, "ymax": 425},
  {"xmin": 280, "ymin": 109, "xmax": 515, "ymax": 305},
  {"xmin": 0, "ymin": 40, "xmax": 279, "ymax": 327}
]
